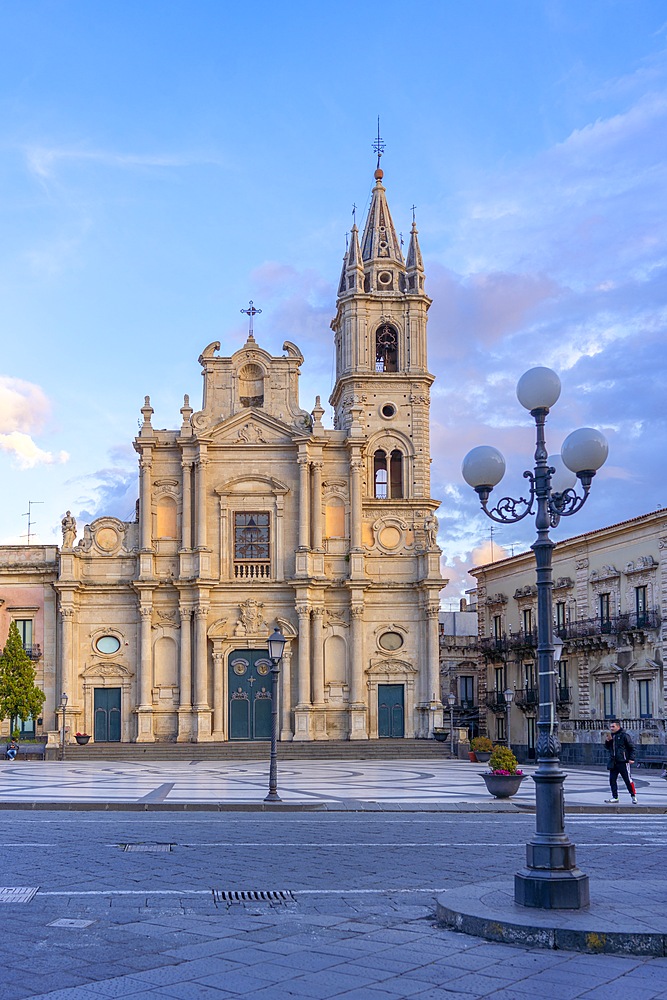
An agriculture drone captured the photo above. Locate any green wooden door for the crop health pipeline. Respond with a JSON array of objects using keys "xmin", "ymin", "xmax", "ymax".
[
  {"xmin": 378, "ymin": 684, "xmax": 404, "ymax": 738},
  {"xmin": 228, "ymin": 650, "xmax": 273, "ymax": 740},
  {"xmin": 94, "ymin": 688, "xmax": 121, "ymax": 742}
]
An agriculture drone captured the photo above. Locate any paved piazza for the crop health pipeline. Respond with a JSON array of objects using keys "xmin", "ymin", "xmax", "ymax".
[{"xmin": 1, "ymin": 759, "xmax": 666, "ymax": 808}]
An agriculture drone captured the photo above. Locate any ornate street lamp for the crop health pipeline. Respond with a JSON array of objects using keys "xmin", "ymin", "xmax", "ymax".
[
  {"xmin": 462, "ymin": 366, "xmax": 608, "ymax": 910},
  {"xmin": 59, "ymin": 692, "xmax": 68, "ymax": 762},
  {"xmin": 503, "ymin": 687, "xmax": 514, "ymax": 750},
  {"xmin": 447, "ymin": 693, "xmax": 456, "ymax": 757},
  {"xmin": 265, "ymin": 628, "xmax": 286, "ymax": 803}
]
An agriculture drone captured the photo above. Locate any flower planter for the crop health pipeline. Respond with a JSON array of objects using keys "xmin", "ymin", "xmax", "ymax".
[
  {"xmin": 480, "ymin": 773, "xmax": 527, "ymax": 798},
  {"xmin": 475, "ymin": 752, "xmax": 491, "ymax": 763},
  {"xmin": 468, "ymin": 752, "xmax": 477, "ymax": 762},
  {"xmin": 433, "ymin": 732, "xmax": 448, "ymax": 742},
  {"xmin": 75, "ymin": 735, "xmax": 91, "ymax": 745}
]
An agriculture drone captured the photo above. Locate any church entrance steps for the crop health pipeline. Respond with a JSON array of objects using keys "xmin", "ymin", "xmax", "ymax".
[{"xmin": 63, "ymin": 738, "xmax": 454, "ymax": 762}]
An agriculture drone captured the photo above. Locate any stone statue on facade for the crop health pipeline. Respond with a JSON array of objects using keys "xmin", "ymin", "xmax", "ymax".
[
  {"xmin": 61, "ymin": 511, "xmax": 77, "ymax": 548},
  {"xmin": 424, "ymin": 514, "xmax": 438, "ymax": 548}
]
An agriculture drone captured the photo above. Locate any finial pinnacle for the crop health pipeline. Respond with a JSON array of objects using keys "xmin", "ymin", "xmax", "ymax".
[
  {"xmin": 240, "ymin": 300, "xmax": 262, "ymax": 340},
  {"xmin": 372, "ymin": 116, "xmax": 385, "ymax": 174}
]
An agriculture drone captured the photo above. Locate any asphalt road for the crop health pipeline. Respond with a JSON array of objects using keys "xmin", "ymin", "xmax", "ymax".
[{"xmin": 1, "ymin": 811, "xmax": 666, "ymax": 999}]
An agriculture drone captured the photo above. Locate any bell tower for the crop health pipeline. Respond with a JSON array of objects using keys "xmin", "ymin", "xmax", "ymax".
[{"xmin": 330, "ymin": 160, "xmax": 434, "ymax": 501}]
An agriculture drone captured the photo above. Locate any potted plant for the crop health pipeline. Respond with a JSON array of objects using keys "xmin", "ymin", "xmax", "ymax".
[
  {"xmin": 480, "ymin": 745, "xmax": 527, "ymax": 798},
  {"xmin": 75, "ymin": 732, "xmax": 91, "ymax": 745},
  {"xmin": 433, "ymin": 727, "xmax": 448, "ymax": 742},
  {"xmin": 470, "ymin": 736, "xmax": 493, "ymax": 762}
]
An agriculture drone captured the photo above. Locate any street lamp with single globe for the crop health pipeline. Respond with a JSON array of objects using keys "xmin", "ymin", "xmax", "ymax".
[
  {"xmin": 447, "ymin": 692, "xmax": 456, "ymax": 756},
  {"xmin": 265, "ymin": 628, "xmax": 286, "ymax": 803},
  {"xmin": 59, "ymin": 692, "xmax": 68, "ymax": 762},
  {"xmin": 462, "ymin": 366, "xmax": 608, "ymax": 910},
  {"xmin": 503, "ymin": 687, "xmax": 514, "ymax": 750}
]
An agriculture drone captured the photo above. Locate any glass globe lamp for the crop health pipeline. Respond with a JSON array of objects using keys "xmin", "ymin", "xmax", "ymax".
[{"xmin": 516, "ymin": 367, "xmax": 561, "ymax": 411}]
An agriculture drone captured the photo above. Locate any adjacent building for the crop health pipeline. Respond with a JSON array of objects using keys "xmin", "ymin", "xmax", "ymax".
[{"xmin": 469, "ymin": 508, "xmax": 667, "ymax": 763}]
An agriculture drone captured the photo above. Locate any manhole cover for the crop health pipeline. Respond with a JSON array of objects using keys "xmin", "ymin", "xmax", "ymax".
[
  {"xmin": 48, "ymin": 919, "xmax": 94, "ymax": 928},
  {"xmin": 212, "ymin": 890, "xmax": 295, "ymax": 905},
  {"xmin": 0, "ymin": 887, "xmax": 38, "ymax": 904},
  {"xmin": 121, "ymin": 843, "xmax": 173, "ymax": 852}
]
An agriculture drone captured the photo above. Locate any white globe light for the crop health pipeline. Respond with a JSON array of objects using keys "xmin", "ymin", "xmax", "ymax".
[
  {"xmin": 516, "ymin": 367, "xmax": 561, "ymax": 411},
  {"xmin": 561, "ymin": 427, "xmax": 609, "ymax": 474},
  {"xmin": 548, "ymin": 454, "xmax": 577, "ymax": 494},
  {"xmin": 462, "ymin": 446, "xmax": 506, "ymax": 489}
]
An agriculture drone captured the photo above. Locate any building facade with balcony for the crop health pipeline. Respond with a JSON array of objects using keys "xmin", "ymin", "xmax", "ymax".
[
  {"xmin": 0, "ymin": 162, "xmax": 445, "ymax": 746},
  {"xmin": 469, "ymin": 508, "xmax": 667, "ymax": 764},
  {"xmin": 439, "ymin": 606, "xmax": 480, "ymax": 742}
]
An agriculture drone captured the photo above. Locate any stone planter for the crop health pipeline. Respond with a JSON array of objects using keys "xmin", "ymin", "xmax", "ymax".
[
  {"xmin": 475, "ymin": 752, "xmax": 491, "ymax": 763},
  {"xmin": 433, "ymin": 731, "xmax": 448, "ymax": 742},
  {"xmin": 75, "ymin": 735, "xmax": 91, "ymax": 745},
  {"xmin": 480, "ymin": 772, "xmax": 527, "ymax": 798}
]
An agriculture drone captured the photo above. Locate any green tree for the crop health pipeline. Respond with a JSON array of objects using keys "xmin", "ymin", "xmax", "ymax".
[{"xmin": 0, "ymin": 621, "xmax": 46, "ymax": 735}]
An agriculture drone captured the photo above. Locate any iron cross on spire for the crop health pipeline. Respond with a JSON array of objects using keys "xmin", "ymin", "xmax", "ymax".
[
  {"xmin": 240, "ymin": 300, "xmax": 262, "ymax": 339},
  {"xmin": 411, "ymin": 204, "xmax": 417, "ymax": 224},
  {"xmin": 372, "ymin": 116, "xmax": 385, "ymax": 168}
]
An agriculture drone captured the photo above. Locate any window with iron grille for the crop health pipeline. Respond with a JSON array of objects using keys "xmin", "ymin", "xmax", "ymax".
[
  {"xmin": 603, "ymin": 681, "xmax": 615, "ymax": 719},
  {"xmin": 234, "ymin": 513, "xmax": 270, "ymax": 579},
  {"xmin": 638, "ymin": 679, "xmax": 651, "ymax": 718}
]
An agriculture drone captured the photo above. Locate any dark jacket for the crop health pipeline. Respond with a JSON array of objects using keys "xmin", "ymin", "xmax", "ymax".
[{"xmin": 604, "ymin": 728, "xmax": 635, "ymax": 764}]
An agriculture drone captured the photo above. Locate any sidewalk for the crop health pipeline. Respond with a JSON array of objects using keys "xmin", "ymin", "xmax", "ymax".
[{"xmin": 0, "ymin": 758, "xmax": 665, "ymax": 810}]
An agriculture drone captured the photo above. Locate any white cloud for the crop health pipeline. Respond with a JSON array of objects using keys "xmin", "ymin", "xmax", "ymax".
[
  {"xmin": 24, "ymin": 145, "xmax": 228, "ymax": 182},
  {"xmin": 0, "ymin": 376, "xmax": 68, "ymax": 469},
  {"xmin": 0, "ymin": 432, "xmax": 68, "ymax": 469}
]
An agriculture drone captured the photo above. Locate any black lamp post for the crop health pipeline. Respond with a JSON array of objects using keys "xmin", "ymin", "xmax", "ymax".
[
  {"xmin": 265, "ymin": 627, "xmax": 286, "ymax": 803},
  {"xmin": 60, "ymin": 692, "xmax": 68, "ymax": 762},
  {"xmin": 447, "ymin": 693, "xmax": 456, "ymax": 757},
  {"xmin": 462, "ymin": 366, "xmax": 608, "ymax": 910},
  {"xmin": 503, "ymin": 687, "xmax": 514, "ymax": 750}
]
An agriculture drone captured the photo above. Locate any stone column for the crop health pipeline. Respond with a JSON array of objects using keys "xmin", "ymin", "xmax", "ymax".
[
  {"xmin": 311, "ymin": 461, "xmax": 323, "ymax": 551},
  {"xmin": 280, "ymin": 643, "xmax": 293, "ymax": 741},
  {"xmin": 311, "ymin": 607, "xmax": 325, "ymax": 705},
  {"xmin": 177, "ymin": 607, "xmax": 193, "ymax": 742},
  {"xmin": 348, "ymin": 604, "xmax": 368, "ymax": 740},
  {"xmin": 293, "ymin": 603, "xmax": 312, "ymax": 740},
  {"xmin": 136, "ymin": 603, "xmax": 155, "ymax": 742},
  {"xmin": 195, "ymin": 455, "xmax": 208, "ymax": 550},
  {"xmin": 297, "ymin": 457, "xmax": 310, "ymax": 549},
  {"xmin": 425, "ymin": 603, "xmax": 444, "ymax": 736},
  {"xmin": 349, "ymin": 458, "xmax": 362, "ymax": 551},
  {"xmin": 181, "ymin": 459, "xmax": 192, "ymax": 550},
  {"xmin": 58, "ymin": 606, "xmax": 74, "ymax": 712},
  {"xmin": 212, "ymin": 649, "xmax": 224, "ymax": 740},
  {"xmin": 193, "ymin": 605, "xmax": 211, "ymax": 740},
  {"xmin": 140, "ymin": 455, "xmax": 153, "ymax": 550}
]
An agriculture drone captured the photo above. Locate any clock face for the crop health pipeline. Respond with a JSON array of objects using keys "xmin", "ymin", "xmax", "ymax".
[{"xmin": 378, "ymin": 631, "xmax": 403, "ymax": 651}]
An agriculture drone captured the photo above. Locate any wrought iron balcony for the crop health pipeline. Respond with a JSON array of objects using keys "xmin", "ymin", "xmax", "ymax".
[
  {"xmin": 479, "ymin": 636, "xmax": 509, "ymax": 657},
  {"xmin": 23, "ymin": 644, "xmax": 42, "ymax": 660},
  {"xmin": 514, "ymin": 687, "xmax": 538, "ymax": 710},
  {"xmin": 555, "ymin": 608, "xmax": 659, "ymax": 641},
  {"xmin": 485, "ymin": 690, "xmax": 508, "ymax": 713},
  {"xmin": 557, "ymin": 686, "xmax": 572, "ymax": 705}
]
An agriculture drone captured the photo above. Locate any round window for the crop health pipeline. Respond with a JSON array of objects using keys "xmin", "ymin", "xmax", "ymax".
[
  {"xmin": 381, "ymin": 403, "xmax": 396, "ymax": 418},
  {"xmin": 378, "ymin": 631, "xmax": 403, "ymax": 651},
  {"xmin": 95, "ymin": 635, "xmax": 121, "ymax": 655},
  {"xmin": 378, "ymin": 270, "xmax": 392, "ymax": 284}
]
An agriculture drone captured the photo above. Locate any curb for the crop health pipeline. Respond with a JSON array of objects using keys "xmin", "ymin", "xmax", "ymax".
[{"xmin": 436, "ymin": 880, "xmax": 667, "ymax": 956}]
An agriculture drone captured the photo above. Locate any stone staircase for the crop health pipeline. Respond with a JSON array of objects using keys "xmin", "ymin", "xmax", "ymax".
[{"xmin": 63, "ymin": 738, "xmax": 454, "ymax": 763}]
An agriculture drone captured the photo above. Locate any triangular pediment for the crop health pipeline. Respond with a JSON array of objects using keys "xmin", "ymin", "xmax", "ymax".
[{"xmin": 203, "ymin": 409, "xmax": 296, "ymax": 447}]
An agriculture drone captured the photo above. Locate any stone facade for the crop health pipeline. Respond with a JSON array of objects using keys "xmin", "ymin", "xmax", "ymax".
[
  {"xmin": 0, "ymin": 163, "xmax": 445, "ymax": 744},
  {"xmin": 468, "ymin": 509, "xmax": 667, "ymax": 763}
]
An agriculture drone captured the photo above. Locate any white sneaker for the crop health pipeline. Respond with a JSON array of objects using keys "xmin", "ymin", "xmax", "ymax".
[
  {"xmin": 632, "ymin": 796, "xmax": 638, "ymax": 804},
  {"xmin": 605, "ymin": 797, "xmax": 619, "ymax": 803}
]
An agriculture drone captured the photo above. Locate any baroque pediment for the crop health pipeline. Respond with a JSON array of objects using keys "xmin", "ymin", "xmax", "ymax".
[{"xmin": 202, "ymin": 409, "xmax": 296, "ymax": 447}]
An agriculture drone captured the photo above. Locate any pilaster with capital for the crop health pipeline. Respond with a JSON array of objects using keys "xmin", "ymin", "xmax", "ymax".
[
  {"xmin": 181, "ymin": 459, "xmax": 193, "ymax": 550},
  {"xmin": 349, "ymin": 456, "xmax": 362, "ymax": 551},
  {"xmin": 139, "ymin": 453, "xmax": 153, "ymax": 551},
  {"xmin": 280, "ymin": 644, "xmax": 293, "ymax": 741},
  {"xmin": 136, "ymin": 602, "xmax": 155, "ymax": 742},
  {"xmin": 58, "ymin": 605, "xmax": 75, "ymax": 709},
  {"xmin": 295, "ymin": 603, "xmax": 311, "ymax": 709},
  {"xmin": 311, "ymin": 461, "xmax": 324, "ymax": 551},
  {"xmin": 348, "ymin": 603, "xmax": 368, "ymax": 740},
  {"xmin": 424, "ymin": 601, "xmax": 444, "ymax": 734},
  {"xmin": 194, "ymin": 606, "xmax": 209, "ymax": 709},
  {"xmin": 177, "ymin": 606, "xmax": 193, "ymax": 741},
  {"xmin": 311, "ymin": 606, "xmax": 325, "ymax": 707},
  {"xmin": 297, "ymin": 456, "xmax": 310, "ymax": 550},
  {"xmin": 195, "ymin": 455, "xmax": 209, "ymax": 550},
  {"xmin": 212, "ymin": 649, "xmax": 225, "ymax": 739}
]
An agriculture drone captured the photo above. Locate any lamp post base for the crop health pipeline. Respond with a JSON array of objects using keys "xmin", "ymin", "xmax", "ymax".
[
  {"xmin": 264, "ymin": 791, "xmax": 282, "ymax": 803},
  {"xmin": 515, "ymin": 868, "xmax": 590, "ymax": 909}
]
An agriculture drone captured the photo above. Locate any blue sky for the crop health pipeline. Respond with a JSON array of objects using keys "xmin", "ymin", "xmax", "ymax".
[{"xmin": 1, "ymin": 0, "xmax": 666, "ymax": 601}]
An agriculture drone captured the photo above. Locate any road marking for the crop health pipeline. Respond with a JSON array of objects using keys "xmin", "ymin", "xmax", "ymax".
[{"xmin": 38, "ymin": 888, "xmax": 448, "ymax": 897}]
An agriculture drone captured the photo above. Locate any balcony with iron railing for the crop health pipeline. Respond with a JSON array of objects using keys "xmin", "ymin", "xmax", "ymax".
[
  {"xmin": 555, "ymin": 609, "xmax": 659, "ymax": 641},
  {"xmin": 23, "ymin": 644, "xmax": 42, "ymax": 660},
  {"xmin": 485, "ymin": 690, "xmax": 509, "ymax": 713}
]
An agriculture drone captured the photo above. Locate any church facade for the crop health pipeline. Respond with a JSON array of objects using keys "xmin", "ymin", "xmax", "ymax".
[{"xmin": 0, "ymin": 163, "xmax": 446, "ymax": 744}]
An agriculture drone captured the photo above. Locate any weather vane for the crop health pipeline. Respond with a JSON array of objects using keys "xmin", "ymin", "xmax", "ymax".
[
  {"xmin": 352, "ymin": 202, "xmax": 357, "ymax": 225},
  {"xmin": 372, "ymin": 116, "xmax": 385, "ymax": 168},
  {"xmin": 240, "ymin": 300, "xmax": 261, "ymax": 339}
]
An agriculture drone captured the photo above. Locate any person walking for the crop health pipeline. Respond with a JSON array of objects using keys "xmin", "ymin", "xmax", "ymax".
[{"xmin": 604, "ymin": 720, "xmax": 637, "ymax": 804}]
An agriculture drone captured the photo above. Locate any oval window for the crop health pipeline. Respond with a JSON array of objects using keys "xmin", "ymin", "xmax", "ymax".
[
  {"xmin": 381, "ymin": 403, "xmax": 396, "ymax": 418},
  {"xmin": 378, "ymin": 631, "xmax": 403, "ymax": 651},
  {"xmin": 95, "ymin": 635, "xmax": 121, "ymax": 655}
]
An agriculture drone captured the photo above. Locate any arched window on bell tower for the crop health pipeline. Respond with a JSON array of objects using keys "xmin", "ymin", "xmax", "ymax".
[
  {"xmin": 375, "ymin": 324, "xmax": 398, "ymax": 372},
  {"xmin": 389, "ymin": 450, "xmax": 403, "ymax": 499},
  {"xmin": 374, "ymin": 450, "xmax": 388, "ymax": 498}
]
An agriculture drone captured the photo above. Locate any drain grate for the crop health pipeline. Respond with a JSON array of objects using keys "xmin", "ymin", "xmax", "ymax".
[
  {"xmin": 0, "ymin": 887, "xmax": 38, "ymax": 904},
  {"xmin": 213, "ymin": 889, "xmax": 296, "ymax": 905},
  {"xmin": 48, "ymin": 918, "xmax": 94, "ymax": 928},
  {"xmin": 121, "ymin": 843, "xmax": 173, "ymax": 853}
]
